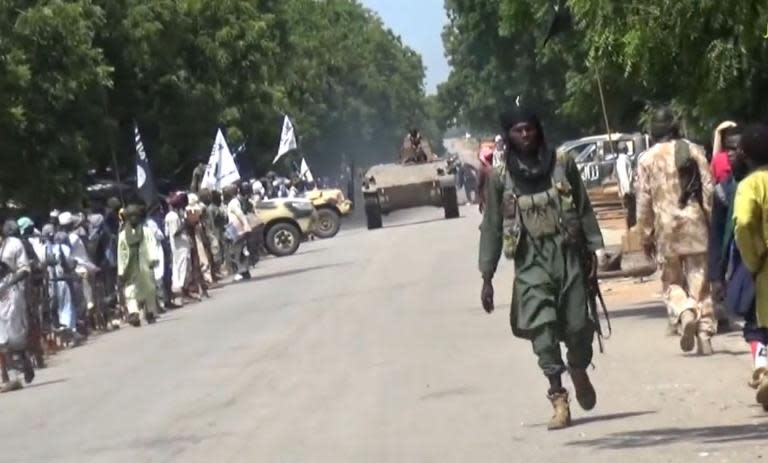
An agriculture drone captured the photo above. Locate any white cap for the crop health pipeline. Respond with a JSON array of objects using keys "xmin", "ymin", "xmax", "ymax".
[{"xmin": 58, "ymin": 211, "xmax": 73, "ymax": 226}]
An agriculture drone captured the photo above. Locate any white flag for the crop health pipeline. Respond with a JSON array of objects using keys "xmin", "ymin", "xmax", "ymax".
[
  {"xmin": 300, "ymin": 158, "xmax": 314, "ymax": 183},
  {"xmin": 273, "ymin": 115, "xmax": 297, "ymax": 164},
  {"xmin": 201, "ymin": 129, "xmax": 241, "ymax": 191}
]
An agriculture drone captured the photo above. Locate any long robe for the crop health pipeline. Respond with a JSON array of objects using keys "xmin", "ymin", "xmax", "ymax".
[
  {"xmin": 45, "ymin": 242, "xmax": 76, "ymax": 330},
  {"xmin": 164, "ymin": 211, "xmax": 191, "ymax": 292},
  {"xmin": 117, "ymin": 224, "xmax": 158, "ymax": 313},
  {"xmin": 479, "ymin": 155, "xmax": 604, "ymax": 339},
  {"xmin": 0, "ymin": 237, "xmax": 29, "ymax": 350}
]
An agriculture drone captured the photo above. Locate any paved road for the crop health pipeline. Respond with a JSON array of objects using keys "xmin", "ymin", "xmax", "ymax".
[{"xmin": 0, "ymin": 206, "xmax": 765, "ymax": 462}]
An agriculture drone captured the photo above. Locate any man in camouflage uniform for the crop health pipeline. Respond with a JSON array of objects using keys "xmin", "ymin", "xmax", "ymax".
[
  {"xmin": 479, "ymin": 108, "xmax": 604, "ymax": 430},
  {"xmin": 636, "ymin": 107, "xmax": 716, "ymax": 355}
]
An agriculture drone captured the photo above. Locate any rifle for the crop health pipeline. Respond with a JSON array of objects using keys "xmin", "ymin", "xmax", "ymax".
[{"xmin": 585, "ymin": 253, "xmax": 612, "ymax": 354}]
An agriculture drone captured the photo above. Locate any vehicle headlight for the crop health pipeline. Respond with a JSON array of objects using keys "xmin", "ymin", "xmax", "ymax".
[{"xmin": 287, "ymin": 201, "xmax": 314, "ymax": 211}]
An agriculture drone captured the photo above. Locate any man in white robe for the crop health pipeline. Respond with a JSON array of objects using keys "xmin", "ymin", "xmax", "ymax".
[
  {"xmin": 164, "ymin": 193, "xmax": 192, "ymax": 299},
  {"xmin": 0, "ymin": 220, "xmax": 34, "ymax": 392}
]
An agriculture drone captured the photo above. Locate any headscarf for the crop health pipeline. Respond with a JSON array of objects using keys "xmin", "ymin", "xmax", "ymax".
[
  {"xmin": 498, "ymin": 107, "xmax": 553, "ymax": 184},
  {"xmin": 168, "ymin": 192, "xmax": 188, "ymax": 210},
  {"xmin": 499, "ymin": 107, "xmax": 545, "ymax": 146},
  {"xmin": 123, "ymin": 205, "xmax": 145, "ymax": 246},
  {"xmin": 17, "ymin": 217, "xmax": 34, "ymax": 235}
]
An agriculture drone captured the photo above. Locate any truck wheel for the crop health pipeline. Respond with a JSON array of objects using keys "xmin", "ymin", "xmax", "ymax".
[
  {"xmin": 442, "ymin": 186, "xmax": 460, "ymax": 219},
  {"xmin": 265, "ymin": 222, "xmax": 301, "ymax": 257},
  {"xmin": 314, "ymin": 208, "xmax": 341, "ymax": 239},
  {"xmin": 364, "ymin": 194, "xmax": 383, "ymax": 230}
]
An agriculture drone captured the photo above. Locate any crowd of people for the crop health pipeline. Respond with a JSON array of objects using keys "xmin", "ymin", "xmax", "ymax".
[{"xmin": 0, "ymin": 172, "xmax": 321, "ymax": 393}]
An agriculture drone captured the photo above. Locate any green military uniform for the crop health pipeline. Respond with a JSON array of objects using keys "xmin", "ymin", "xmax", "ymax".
[{"xmin": 479, "ymin": 149, "xmax": 604, "ymax": 376}]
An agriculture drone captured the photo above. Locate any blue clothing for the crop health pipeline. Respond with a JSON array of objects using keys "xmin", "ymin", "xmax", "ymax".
[{"xmin": 708, "ymin": 178, "xmax": 736, "ymax": 282}]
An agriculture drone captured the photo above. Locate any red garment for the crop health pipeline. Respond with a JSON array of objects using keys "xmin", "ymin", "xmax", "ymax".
[
  {"xmin": 710, "ymin": 151, "xmax": 732, "ymax": 184},
  {"xmin": 479, "ymin": 146, "xmax": 493, "ymax": 167}
]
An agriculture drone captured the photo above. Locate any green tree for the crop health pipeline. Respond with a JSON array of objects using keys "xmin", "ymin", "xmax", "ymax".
[
  {"xmin": 0, "ymin": 0, "xmax": 436, "ymax": 207},
  {"xmin": 0, "ymin": 0, "xmax": 112, "ymax": 209},
  {"xmin": 568, "ymin": 0, "xmax": 768, "ymax": 137}
]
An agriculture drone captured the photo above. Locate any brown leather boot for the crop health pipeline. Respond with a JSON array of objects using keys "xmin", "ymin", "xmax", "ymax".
[
  {"xmin": 547, "ymin": 390, "xmax": 572, "ymax": 430},
  {"xmin": 696, "ymin": 333, "xmax": 713, "ymax": 356},
  {"xmin": 679, "ymin": 309, "xmax": 697, "ymax": 353},
  {"xmin": 756, "ymin": 371, "xmax": 768, "ymax": 411},
  {"xmin": 569, "ymin": 368, "xmax": 596, "ymax": 411},
  {"xmin": 749, "ymin": 368, "xmax": 768, "ymax": 390}
]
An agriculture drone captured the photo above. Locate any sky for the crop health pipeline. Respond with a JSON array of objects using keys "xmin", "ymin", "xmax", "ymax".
[{"xmin": 361, "ymin": 0, "xmax": 450, "ymax": 95}]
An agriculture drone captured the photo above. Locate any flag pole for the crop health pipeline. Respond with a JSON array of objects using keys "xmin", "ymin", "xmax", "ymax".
[
  {"xmin": 594, "ymin": 67, "xmax": 615, "ymax": 158},
  {"xmin": 217, "ymin": 139, "xmax": 223, "ymax": 191},
  {"xmin": 110, "ymin": 146, "xmax": 125, "ymax": 205}
]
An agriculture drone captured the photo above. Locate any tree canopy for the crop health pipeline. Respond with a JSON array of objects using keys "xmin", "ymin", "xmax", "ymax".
[
  {"xmin": 438, "ymin": 0, "xmax": 768, "ymax": 145},
  {"xmin": 0, "ymin": 0, "xmax": 434, "ymax": 209}
]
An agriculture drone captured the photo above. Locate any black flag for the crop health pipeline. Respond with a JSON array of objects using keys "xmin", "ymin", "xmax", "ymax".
[
  {"xmin": 542, "ymin": 0, "xmax": 572, "ymax": 49},
  {"xmin": 134, "ymin": 123, "xmax": 158, "ymax": 207}
]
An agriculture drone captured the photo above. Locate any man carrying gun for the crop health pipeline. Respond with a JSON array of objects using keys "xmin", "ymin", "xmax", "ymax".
[{"xmin": 478, "ymin": 107, "xmax": 605, "ymax": 430}]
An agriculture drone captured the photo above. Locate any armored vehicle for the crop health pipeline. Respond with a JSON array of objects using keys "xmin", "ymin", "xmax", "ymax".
[{"xmin": 360, "ymin": 156, "xmax": 460, "ymax": 230}]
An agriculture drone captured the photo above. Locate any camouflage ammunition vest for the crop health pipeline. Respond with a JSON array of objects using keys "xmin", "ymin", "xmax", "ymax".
[{"xmin": 500, "ymin": 153, "xmax": 581, "ymax": 259}]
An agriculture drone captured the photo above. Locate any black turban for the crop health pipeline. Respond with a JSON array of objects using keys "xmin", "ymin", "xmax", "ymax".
[
  {"xmin": 499, "ymin": 107, "xmax": 546, "ymax": 150},
  {"xmin": 499, "ymin": 107, "xmax": 541, "ymax": 133}
]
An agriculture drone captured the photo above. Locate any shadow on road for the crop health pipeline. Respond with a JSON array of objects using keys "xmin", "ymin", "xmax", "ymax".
[
  {"xmin": 294, "ymin": 247, "xmax": 327, "ymax": 256},
  {"xmin": 383, "ymin": 216, "xmax": 465, "ymax": 230},
  {"xmin": 566, "ymin": 422, "xmax": 768, "ymax": 449},
  {"xmin": 714, "ymin": 348, "xmax": 751, "ymax": 356},
  {"xmin": 609, "ymin": 302, "xmax": 667, "ymax": 320},
  {"xmin": 571, "ymin": 410, "xmax": 657, "ymax": 427},
  {"xmin": 24, "ymin": 378, "xmax": 68, "ymax": 390},
  {"xmin": 248, "ymin": 262, "xmax": 354, "ymax": 284}
]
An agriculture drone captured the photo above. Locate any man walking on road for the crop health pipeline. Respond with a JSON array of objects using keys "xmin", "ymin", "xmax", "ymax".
[
  {"xmin": 636, "ymin": 107, "xmax": 716, "ymax": 355},
  {"xmin": 118, "ymin": 204, "xmax": 160, "ymax": 327},
  {"xmin": 479, "ymin": 108, "xmax": 604, "ymax": 430}
]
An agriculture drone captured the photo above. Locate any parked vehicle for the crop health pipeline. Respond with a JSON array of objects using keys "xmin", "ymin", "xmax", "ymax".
[
  {"xmin": 255, "ymin": 198, "xmax": 317, "ymax": 257},
  {"xmin": 304, "ymin": 188, "xmax": 352, "ymax": 239}
]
